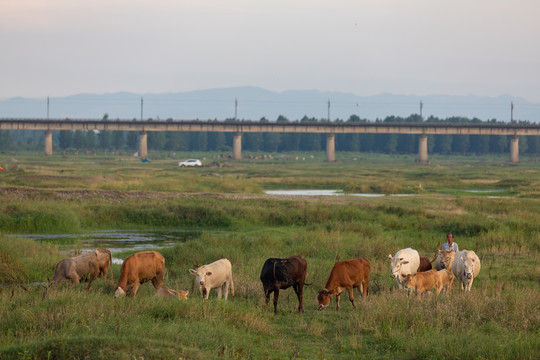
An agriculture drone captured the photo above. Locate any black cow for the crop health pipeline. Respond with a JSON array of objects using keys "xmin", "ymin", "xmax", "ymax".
[{"xmin": 260, "ymin": 255, "xmax": 308, "ymax": 314}]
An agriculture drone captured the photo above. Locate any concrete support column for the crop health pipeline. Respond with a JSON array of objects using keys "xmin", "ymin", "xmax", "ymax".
[
  {"xmin": 510, "ymin": 135, "xmax": 519, "ymax": 163},
  {"xmin": 44, "ymin": 130, "xmax": 53, "ymax": 156},
  {"xmin": 233, "ymin": 133, "xmax": 242, "ymax": 160},
  {"xmin": 139, "ymin": 131, "xmax": 148, "ymax": 158},
  {"xmin": 326, "ymin": 133, "xmax": 335, "ymax": 162},
  {"xmin": 417, "ymin": 134, "xmax": 428, "ymax": 163}
]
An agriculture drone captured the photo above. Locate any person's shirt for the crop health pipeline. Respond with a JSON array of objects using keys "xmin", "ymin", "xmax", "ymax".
[{"xmin": 442, "ymin": 242, "xmax": 459, "ymax": 252}]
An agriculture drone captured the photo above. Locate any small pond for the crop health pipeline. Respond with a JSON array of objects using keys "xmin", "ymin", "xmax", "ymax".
[
  {"xmin": 264, "ymin": 189, "xmax": 414, "ymax": 197},
  {"xmin": 12, "ymin": 230, "xmax": 203, "ymax": 264}
]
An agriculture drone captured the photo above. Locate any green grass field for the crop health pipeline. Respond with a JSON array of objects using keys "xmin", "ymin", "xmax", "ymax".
[{"xmin": 1, "ymin": 152, "xmax": 539, "ymax": 359}]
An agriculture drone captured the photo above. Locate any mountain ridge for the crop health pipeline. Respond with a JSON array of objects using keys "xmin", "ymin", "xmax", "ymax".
[{"xmin": 1, "ymin": 87, "xmax": 538, "ymax": 122}]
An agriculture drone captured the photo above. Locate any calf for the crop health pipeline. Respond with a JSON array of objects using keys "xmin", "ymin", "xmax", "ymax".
[
  {"xmin": 404, "ymin": 269, "xmax": 442, "ymax": 298},
  {"xmin": 154, "ymin": 285, "xmax": 189, "ymax": 300},
  {"xmin": 260, "ymin": 255, "xmax": 308, "ymax": 314},
  {"xmin": 114, "ymin": 251, "xmax": 165, "ymax": 297},
  {"xmin": 189, "ymin": 258, "xmax": 234, "ymax": 300},
  {"xmin": 317, "ymin": 257, "xmax": 370, "ymax": 311},
  {"xmin": 438, "ymin": 250, "xmax": 456, "ymax": 289}
]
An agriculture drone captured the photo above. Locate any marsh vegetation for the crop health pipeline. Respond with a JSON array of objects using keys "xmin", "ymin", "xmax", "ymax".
[{"xmin": 0, "ymin": 152, "xmax": 539, "ymax": 359}]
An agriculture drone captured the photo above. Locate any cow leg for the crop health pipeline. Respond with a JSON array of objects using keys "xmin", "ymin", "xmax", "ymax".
[
  {"xmin": 335, "ymin": 293, "xmax": 341, "ymax": 311},
  {"xmin": 217, "ymin": 286, "xmax": 223, "ymax": 299},
  {"xmin": 130, "ymin": 282, "xmax": 141, "ymax": 297},
  {"xmin": 86, "ymin": 274, "xmax": 97, "ymax": 290},
  {"xmin": 364, "ymin": 277, "xmax": 369, "ymax": 299},
  {"xmin": 151, "ymin": 274, "xmax": 163, "ymax": 291},
  {"xmin": 273, "ymin": 289, "xmax": 280, "ymax": 314},
  {"xmin": 293, "ymin": 284, "xmax": 304, "ymax": 313},
  {"xmin": 264, "ymin": 287, "xmax": 272, "ymax": 305},
  {"xmin": 223, "ymin": 282, "xmax": 229, "ymax": 300},
  {"xmin": 348, "ymin": 287, "xmax": 356, "ymax": 309}
]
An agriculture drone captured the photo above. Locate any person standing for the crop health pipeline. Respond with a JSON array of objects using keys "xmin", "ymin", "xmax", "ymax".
[{"xmin": 442, "ymin": 232, "xmax": 459, "ymax": 252}]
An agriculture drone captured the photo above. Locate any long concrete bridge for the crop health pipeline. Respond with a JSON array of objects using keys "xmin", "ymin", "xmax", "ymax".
[{"xmin": 1, "ymin": 118, "xmax": 540, "ymax": 162}]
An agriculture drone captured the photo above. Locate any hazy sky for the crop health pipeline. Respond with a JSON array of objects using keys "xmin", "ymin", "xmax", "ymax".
[{"xmin": 2, "ymin": 0, "xmax": 539, "ymax": 101}]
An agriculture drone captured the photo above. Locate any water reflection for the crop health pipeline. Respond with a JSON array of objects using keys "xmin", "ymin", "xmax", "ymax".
[{"xmin": 14, "ymin": 230, "xmax": 202, "ymax": 264}]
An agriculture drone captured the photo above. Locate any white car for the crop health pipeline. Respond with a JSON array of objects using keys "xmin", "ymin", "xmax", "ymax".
[{"xmin": 178, "ymin": 159, "xmax": 202, "ymax": 167}]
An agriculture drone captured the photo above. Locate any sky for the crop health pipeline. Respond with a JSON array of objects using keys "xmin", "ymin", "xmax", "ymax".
[{"xmin": 1, "ymin": 0, "xmax": 540, "ymax": 102}]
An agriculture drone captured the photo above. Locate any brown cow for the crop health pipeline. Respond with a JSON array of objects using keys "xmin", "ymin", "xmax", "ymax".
[
  {"xmin": 49, "ymin": 250, "xmax": 100, "ymax": 290},
  {"xmin": 317, "ymin": 257, "xmax": 370, "ymax": 311},
  {"xmin": 260, "ymin": 255, "xmax": 308, "ymax": 314},
  {"xmin": 96, "ymin": 248, "xmax": 114, "ymax": 286},
  {"xmin": 404, "ymin": 269, "xmax": 442, "ymax": 298},
  {"xmin": 114, "ymin": 251, "xmax": 165, "ymax": 297},
  {"xmin": 417, "ymin": 256, "xmax": 433, "ymax": 272},
  {"xmin": 154, "ymin": 285, "xmax": 189, "ymax": 300}
]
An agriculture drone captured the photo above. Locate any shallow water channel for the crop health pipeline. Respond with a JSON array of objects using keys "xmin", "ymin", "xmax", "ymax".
[{"xmin": 15, "ymin": 230, "xmax": 202, "ymax": 264}]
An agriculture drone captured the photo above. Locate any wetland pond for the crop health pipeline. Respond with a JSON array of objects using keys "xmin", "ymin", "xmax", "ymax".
[{"xmin": 13, "ymin": 230, "xmax": 204, "ymax": 264}]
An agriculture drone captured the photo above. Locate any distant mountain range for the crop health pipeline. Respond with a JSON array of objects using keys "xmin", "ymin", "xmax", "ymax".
[{"xmin": 1, "ymin": 87, "xmax": 538, "ymax": 123}]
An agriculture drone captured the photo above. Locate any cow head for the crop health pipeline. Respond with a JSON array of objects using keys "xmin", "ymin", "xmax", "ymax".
[
  {"xmin": 389, "ymin": 256, "xmax": 409, "ymax": 279},
  {"xmin": 462, "ymin": 255, "xmax": 476, "ymax": 281},
  {"xmin": 177, "ymin": 290, "xmax": 189, "ymax": 300},
  {"xmin": 439, "ymin": 250, "xmax": 455, "ymax": 271},
  {"xmin": 114, "ymin": 287, "xmax": 126, "ymax": 298},
  {"xmin": 403, "ymin": 274, "xmax": 414, "ymax": 289},
  {"xmin": 189, "ymin": 267, "xmax": 213, "ymax": 297},
  {"xmin": 317, "ymin": 288, "xmax": 332, "ymax": 311}
]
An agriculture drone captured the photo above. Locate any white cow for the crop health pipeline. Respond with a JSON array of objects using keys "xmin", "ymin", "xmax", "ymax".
[
  {"xmin": 452, "ymin": 250, "xmax": 481, "ymax": 291},
  {"xmin": 189, "ymin": 258, "xmax": 234, "ymax": 300},
  {"xmin": 388, "ymin": 248, "xmax": 420, "ymax": 289}
]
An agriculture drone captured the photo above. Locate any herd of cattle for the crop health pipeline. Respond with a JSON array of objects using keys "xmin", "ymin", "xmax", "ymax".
[{"xmin": 47, "ymin": 246, "xmax": 481, "ymax": 312}]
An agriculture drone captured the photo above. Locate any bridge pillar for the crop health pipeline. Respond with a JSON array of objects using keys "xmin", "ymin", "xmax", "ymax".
[
  {"xmin": 510, "ymin": 135, "xmax": 519, "ymax": 163},
  {"xmin": 139, "ymin": 131, "xmax": 148, "ymax": 158},
  {"xmin": 417, "ymin": 134, "xmax": 428, "ymax": 163},
  {"xmin": 233, "ymin": 133, "xmax": 242, "ymax": 160},
  {"xmin": 326, "ymin": 134, "xmax": 335, "ymax": 162},
  {"xmin": 44, "ymin": 130, "xmax": 53, "ymax": 155}
]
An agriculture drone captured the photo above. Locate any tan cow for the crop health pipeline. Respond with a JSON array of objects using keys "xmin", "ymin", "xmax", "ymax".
[
  {"xmin": 438, "ymin": 250, "xmax": 456, "ymax": 290},
  {"xmin": 189, "ymin": 259, "xmax": 234, "ymax": 300},
  {"xmin": 317, "ymin": 257, "xmax": 370, "ymax": 311},
  {"xmin": 404, "ymin": 269, "xmax": 442, "ymax": 298},
  {"xmin": 96, "ymin": 248, "xmax": 114, "ymax": 286},
  {"xmin": 154, "ymin": 285, "xmax": 189, "ymax": 300},
  {"xmin": 49, "ymin": 250, "xmax": 100, "ymax": 290},
  {"xmin": 114, "ymin": 251, "xmax": 165, "ymax": 297}
]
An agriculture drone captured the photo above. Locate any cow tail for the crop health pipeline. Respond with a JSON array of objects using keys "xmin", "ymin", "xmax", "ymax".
[{"xmin": 108, "ymin": 251, "xmax": 114, "ymax": 287}]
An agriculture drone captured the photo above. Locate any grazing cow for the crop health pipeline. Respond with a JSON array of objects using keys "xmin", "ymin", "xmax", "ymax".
[
  {"xmin": 96, "ymin": 248, "xmax": 114, "ymax": 286},
  {"xmin": 317, "ymin": 257, "xmax": 370, "ymax": 311},
  {"xmin": 388, "ymin": 248, "xmax": 420, "ymax": 289},
  {"xmin": 404, "ymin": 269, "xmax": 442, "ymax": 298},
  {"xmin": 452, "ymin": 250, "xmax": 481, "ymax": 292},
  {"xmin": 260, "ymin": 255, "xmax": 308, "ymax": 314},
  {"xmin": 417, "ymin": 256, "xmax": 433, "ymax": 272},
  {"xmin": 189, "ymin": 259, "xmax": 234, "ymax": 300},
  {"xmin": 154, "ymin": 285, "xmax": 189, "ymax": 300},
  {"xmin": 49, "ymin": 250, "xmax": 100, "ymax": 290},
  {"xmin": 114, "ymin": 251, "xmax": 165, "ymax": 297}
]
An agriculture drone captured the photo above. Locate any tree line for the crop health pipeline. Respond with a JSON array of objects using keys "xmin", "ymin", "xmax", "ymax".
[{"xmin": 1, "ymin": 114, "xmax": 539, "ymax": 155}]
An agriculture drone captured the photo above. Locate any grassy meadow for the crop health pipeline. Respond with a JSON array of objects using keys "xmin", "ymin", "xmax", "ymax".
[{"xmin": 0, "ymin": 152, "xmax": 539, "ymax": 359}]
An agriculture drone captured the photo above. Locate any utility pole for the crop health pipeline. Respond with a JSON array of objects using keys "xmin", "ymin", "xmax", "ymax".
[
  {"xmin": 140, "ymin": 97, "xmax": 143, "ymax": 121},
  {"xmin": 420, "ymin": 100, "xmax": 423, "ymax": 121},
  {"xmin": 235, "ymin": 98, "xmax": 238, "ymax": 120},
  {"xmin": 47, "ymin": 96, "xmax": 50, "ymax": 120},
  {"xmin": 511, "ymin": 101, "xmax": 514, "ymax": 123},
  {"xmin": 328, "ymin": 99, "xmax": 331, "ymax": 121}
]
